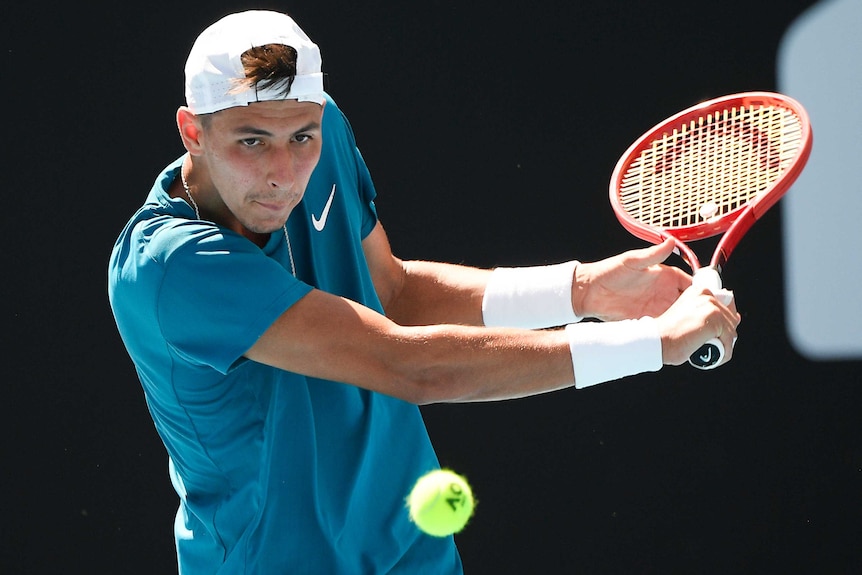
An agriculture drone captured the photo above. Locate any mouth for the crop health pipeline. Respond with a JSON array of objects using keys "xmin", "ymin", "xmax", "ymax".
[{"xmin": 254, "ymin": 200, "xmax": 289, "ymax": 213}]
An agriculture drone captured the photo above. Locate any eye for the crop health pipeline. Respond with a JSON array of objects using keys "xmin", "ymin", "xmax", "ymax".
[
  {"xmin": 293, "ymin": 133, "xmax": 314, "ymax": 144},
  {"xmin": 240, "ymin": 138, "xmax": 263, "ymax": 147}
]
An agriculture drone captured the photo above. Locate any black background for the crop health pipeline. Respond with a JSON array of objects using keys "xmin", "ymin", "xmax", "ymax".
[{"xmin": 3, "ymin": 0, "xmax": 860, "ymax": 573}]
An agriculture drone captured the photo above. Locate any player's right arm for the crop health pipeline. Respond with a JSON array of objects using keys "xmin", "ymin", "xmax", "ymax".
[
  {"xmin": 244, "ymin": 288, "xmax": 577, "ymax": 404},
  {"xmin": 243, "ymin": 279, "xmax": 738, "ymax": 404}
]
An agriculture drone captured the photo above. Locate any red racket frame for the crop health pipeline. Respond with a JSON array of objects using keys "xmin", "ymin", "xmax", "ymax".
[{"xmin": 609, "ymin": 92, "xmax": 813, "ymax": 274}]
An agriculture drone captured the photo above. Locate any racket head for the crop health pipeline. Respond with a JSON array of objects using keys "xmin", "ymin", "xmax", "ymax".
[{"xmin": 609, "ymin": 92, "xmax": 812, "ymax": 252}]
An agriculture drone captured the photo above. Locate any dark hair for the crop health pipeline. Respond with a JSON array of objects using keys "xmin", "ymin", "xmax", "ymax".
[
  {"xmin": 199, "ymin": 43, "xmax": 299, "ymax": 126},
  {"xmin": 232, "ymin": 43, "xmax": 298, "ymax": 98}
]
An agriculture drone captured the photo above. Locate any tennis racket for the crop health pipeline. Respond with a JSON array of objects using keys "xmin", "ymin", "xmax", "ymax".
[{"xmin": 609, "ymin": 92, "xmax": 812, "ymax": 369}]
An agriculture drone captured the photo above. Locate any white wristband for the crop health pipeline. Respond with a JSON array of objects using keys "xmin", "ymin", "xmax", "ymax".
[
  {"xmin": 565, "ymin": 318, "xmax": 663, "ymax": 389},
  {"xmin": 482, "ymin": 261, "xmax": 581, "ymax": 329}
]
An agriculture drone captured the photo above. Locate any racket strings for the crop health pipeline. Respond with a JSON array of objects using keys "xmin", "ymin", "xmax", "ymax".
[{"xmin": 618, "ymin": 104, "xmax": 805, "ymax": 229}]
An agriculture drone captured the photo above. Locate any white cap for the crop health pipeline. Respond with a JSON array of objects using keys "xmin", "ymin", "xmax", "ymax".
[{"xmin": 184, "ymin": 10, "xmax": 325, "ymax": 114}]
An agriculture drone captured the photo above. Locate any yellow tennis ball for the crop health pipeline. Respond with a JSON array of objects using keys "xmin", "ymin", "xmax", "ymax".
[{"xmin": 407, "ymin": 469, "xmax": 475, "ymax": 537}]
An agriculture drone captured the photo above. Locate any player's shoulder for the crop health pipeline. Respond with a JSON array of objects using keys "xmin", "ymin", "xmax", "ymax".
[
  {"xmin": 321, "ymin": 92, "xmax": 344, "ymax": 116},
  {"xmin": 124, "ymin": 206, "xmax": 240, "ymax": 269},
  {"xmin": 321, "ymin": 92, "xmax": 359, "ymax": 141}
]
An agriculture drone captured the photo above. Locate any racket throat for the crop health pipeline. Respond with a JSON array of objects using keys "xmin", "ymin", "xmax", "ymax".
[{"xmin": 692, "ymin": 266, "xmax": 723, "ymax": 293}]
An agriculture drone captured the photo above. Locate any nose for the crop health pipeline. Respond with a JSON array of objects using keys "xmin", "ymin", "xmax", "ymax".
[{"xmin": 266, "ymin": 147, "xmax": 296, "ymax": 191}]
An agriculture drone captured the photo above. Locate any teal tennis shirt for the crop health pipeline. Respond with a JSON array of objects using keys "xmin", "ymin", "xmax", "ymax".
[{"xmin": 108, "ymin": 95, "xmax": 462, "ymax": 574}]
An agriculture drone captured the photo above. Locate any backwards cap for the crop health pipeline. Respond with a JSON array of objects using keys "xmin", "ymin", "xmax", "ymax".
[{"xmin": 185, "ymin": 10, "xmax": 324, "ymax": 114}]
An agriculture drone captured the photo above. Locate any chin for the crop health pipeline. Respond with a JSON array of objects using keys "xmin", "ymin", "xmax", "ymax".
[{"xmin": 245, "ymin": 221, "xmax": 285, "ymax": 235}]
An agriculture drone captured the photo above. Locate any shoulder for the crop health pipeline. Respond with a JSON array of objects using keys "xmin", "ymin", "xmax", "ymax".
[
  {"xmin": 321, "ymin": 93, "xmax": 359, "ymax": 145},
  {"xmin": 114, "ymin": 211, "xmax": 263, "ymax": 282},
  {"xmin": 322, "ymin": 92, "xmax": 346, "ymax": 120}
]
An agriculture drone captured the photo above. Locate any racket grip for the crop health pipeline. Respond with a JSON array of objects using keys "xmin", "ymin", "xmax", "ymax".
[
  {"xmin": 689, "ymin": 267, "xmax": 727, "ymax": 370},
  {"xmin": 689, "ymin": 339, "xmax": 725, "ymax": 369}
]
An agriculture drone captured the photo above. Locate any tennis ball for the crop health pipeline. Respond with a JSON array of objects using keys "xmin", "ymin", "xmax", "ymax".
[{"xmin": 407, "ymin": 469, "xmax": 475, "ymax": 537}]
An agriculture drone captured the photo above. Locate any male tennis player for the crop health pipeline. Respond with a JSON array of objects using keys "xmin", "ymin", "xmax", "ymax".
[{"xmin": 107, "ymin": 10, "xmax": 739, "ymax": 574}]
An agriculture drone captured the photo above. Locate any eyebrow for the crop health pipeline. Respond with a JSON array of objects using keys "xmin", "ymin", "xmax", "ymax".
[{"xmin": 231, "ymin": 121, "xmax": 321, "ymax": 137}]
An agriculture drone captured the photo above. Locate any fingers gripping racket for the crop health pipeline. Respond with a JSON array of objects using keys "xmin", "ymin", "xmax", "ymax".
[{"xmin": 609, "ymin": 92, "xmax": 812, "ymax": 369}]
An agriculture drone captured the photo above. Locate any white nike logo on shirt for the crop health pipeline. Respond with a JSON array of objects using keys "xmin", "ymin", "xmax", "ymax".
[{"xmin": 312, "ymin": 184, "xmax": 336, "ymax": 232}]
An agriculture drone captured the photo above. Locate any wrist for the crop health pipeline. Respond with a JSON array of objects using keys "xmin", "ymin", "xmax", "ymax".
[
  {"xmin": 565, "ymin": 317, "xmax": 663, "ymax": 389},
  {"xmin": 482, "ymin": 261, "xmax": 581, "ymax": 329},
  {"xmin": 570, "ymin": 260, "xmax": 590, "ymax": 320}
]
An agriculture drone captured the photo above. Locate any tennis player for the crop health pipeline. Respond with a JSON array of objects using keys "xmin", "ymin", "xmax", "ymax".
[{"xmin": 107, "ymin": 10, "xmax": 739, "ymax": 574}]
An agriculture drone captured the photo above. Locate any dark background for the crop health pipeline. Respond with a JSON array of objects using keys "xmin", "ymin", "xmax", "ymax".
[{"xmin": 3, "ymin": 0, "xmax": 860, "ymax": 573}]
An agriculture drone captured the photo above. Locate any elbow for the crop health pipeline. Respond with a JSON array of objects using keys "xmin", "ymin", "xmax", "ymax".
[
  {"xmin": 387, "ymin": 370, "xmax": 449, "ymax": 406},
  {"xmin": 372, "ymin": 325, "xmax": 482, "ymax": 405},
  {"xmin": 387, "ymin": 364, "xmax": 478, "ymax": 406}
]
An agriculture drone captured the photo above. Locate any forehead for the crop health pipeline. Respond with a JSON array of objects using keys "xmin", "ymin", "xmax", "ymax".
[{"xmin": 206, "ymin": 100, "xmax": 323, "ymax": 132}]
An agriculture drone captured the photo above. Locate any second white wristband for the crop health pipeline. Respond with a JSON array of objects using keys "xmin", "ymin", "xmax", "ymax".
[{"xmin": 565, "ymin": 318, "xmax": 663, "ymax": 389}]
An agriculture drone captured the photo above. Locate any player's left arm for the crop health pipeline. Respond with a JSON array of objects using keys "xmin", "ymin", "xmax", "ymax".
[{"xmin": 364, "ymin": 222, "xmax": 702, "ymax": 328}]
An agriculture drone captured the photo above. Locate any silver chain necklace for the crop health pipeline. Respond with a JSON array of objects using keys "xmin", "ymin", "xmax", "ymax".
[{"xmin": 180, "ymin": 164, "xmax": 296, "ymax": 277}]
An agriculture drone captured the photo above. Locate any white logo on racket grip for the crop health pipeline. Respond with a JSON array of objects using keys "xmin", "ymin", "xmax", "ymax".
[
  {"xmin": 312, "ymin": 184, "xmax": 337, "ymax": 232},
  {"xmin": 699, "ymin": 348, "xmax": 713, "ymax": 364}
]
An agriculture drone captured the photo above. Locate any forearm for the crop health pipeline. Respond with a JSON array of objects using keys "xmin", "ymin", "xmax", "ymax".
[
  {"xmin": 365, "ymin": 223, "xmax": 587, "ymax": 330},
  {"xmin": 362, "ymin": 224, "xmax": 491, "ymax": 326},
  {"xmin": 387, "ymin": 323, "xmax": 576, "ymax": 404},
  {"xmin": 384, "ymin": 259, "xmax": 581, "ymax": 330},
  {"xmin": 383, "ymin": 260, "xmax": 489, "ymax": 327},
  {"xmin": 402, "ymin": 319, "xmax": 663, "ymax": 402}
]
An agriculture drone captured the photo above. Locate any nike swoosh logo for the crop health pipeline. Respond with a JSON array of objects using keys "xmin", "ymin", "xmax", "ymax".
[{"xmin": 312, "ymin": 184, "xmax": 336, "ymax": 232}]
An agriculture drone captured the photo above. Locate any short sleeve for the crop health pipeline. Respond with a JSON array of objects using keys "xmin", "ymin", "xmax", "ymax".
[{"xmin": 154, "ymin": 223, "xmax": 313, "ymax": 373}]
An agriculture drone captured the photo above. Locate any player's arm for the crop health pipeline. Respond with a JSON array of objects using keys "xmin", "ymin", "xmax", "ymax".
[
  {"xmin": 245, "ymin": 223, "xmax": 739, "ymax": 403},
  {"xmin": 363, "ymin": 222, "xmax": 701, "ymax": 328},
  {"xmin": 361, "ymin": 222, "xmax": 489, "ymax": 326},
  {"xmin": 244, "ymin": 271, "xmax": 738, "ymax": 404},
  {"xmin": 245, "ymin": 288, "xmax": 576, "ymax": 404}
]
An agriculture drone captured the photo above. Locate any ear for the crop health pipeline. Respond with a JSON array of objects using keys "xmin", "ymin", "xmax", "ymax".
[{"xmin": 176, "ymin": 107, "xmax": 205, "ymax": 155}]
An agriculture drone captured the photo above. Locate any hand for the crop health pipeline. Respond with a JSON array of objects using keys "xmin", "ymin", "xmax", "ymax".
[
  {"xmin": 654, "ymin": 283, "xmax": 741, "ymax": 366},
  {"xmin": 573, "ymin": 239, "xmax": 691, "ymax": 322}
]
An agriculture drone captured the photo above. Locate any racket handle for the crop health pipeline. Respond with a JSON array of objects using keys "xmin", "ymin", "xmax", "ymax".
[
  {"xmin": 690, "ymin": 338, "xmax": 725, "ymax": 369},
  {"xmin": 688, "ymin": 267, "xmax": 726, "ymax": 370}
]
